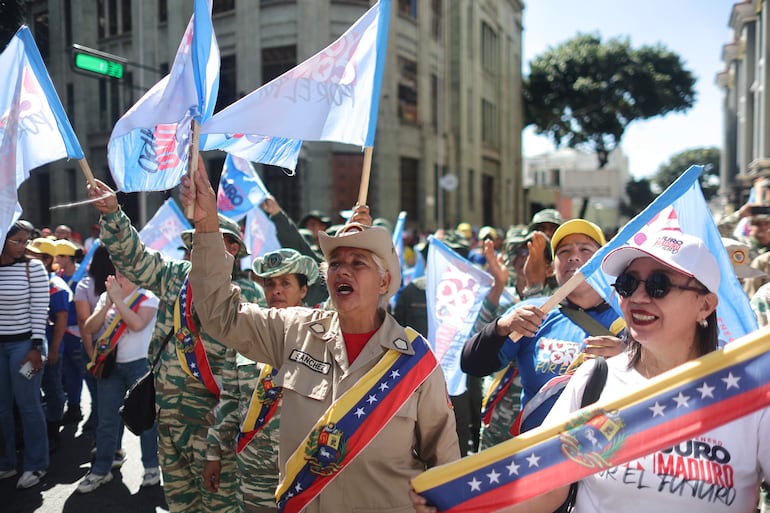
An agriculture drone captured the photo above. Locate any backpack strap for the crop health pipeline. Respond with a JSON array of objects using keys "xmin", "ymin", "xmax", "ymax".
[
  {"xmin": 581, "ymin": 356, "xmax": 608, "ymax": 407},
  {"xmin": 559, "ymin": 305, "xmax": 614, "ymax": 337}
]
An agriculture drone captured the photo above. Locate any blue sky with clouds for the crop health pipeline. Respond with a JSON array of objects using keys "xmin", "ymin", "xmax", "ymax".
[{"xmin": 522, "ymin": 0, "xmax": 734, "ymax": 179}]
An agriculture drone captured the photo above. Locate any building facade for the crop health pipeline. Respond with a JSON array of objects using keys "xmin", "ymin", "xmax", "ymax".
[
  {"xmin": 719, "ymin": 0, "xmax": 770, "ymax": 207},
  {"xmin": 18, "ymin": 0, "xmax": 524, "ymax": 236}
]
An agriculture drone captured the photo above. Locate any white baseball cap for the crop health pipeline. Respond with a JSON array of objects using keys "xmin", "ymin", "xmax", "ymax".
[{"xmin": 601, "ymin": 230, "xmax": 720, "ymax": 293}]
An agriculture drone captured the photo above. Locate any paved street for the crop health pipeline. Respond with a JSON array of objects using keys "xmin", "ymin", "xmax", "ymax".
[{"xmin": 2, "ymin": 391, "xmax": 167, "ymax": 513}]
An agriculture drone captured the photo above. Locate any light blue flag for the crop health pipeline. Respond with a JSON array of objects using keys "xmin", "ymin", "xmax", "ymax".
[
  {"xmin": 388, "ymin": 211, "xmax": 407, "ymax": 310},
  {"xmin": 426, "ymin": 236, "xmax": 493, "ymax": 396},
  {"xmin": 200, "ymin": 133, "xmax": 302, "ymax": 171},
  {"xmin": 108, "ymin": 0, "xmax": 219, "ymax": 192},
  {"xmin": 138, "ymin": 198, "xmax": 192, "ymax": 261},
  {"xmin": 240, "ymin": 207, "xmax": 281, "ymax": 270},
  {"xmin": 0, "ymin": 26, "xmax": 84, "ymax": 244},
  {"xmin": 200, "ymin": 0, "xmax": 392, "ymax": 149},
  {"xmin": 217, "ymin": 154, "xmax": 271, "ymax": 221},
  {"xmin": 580, "ymin": 165, "xmax": 757, "ymax": 343}
]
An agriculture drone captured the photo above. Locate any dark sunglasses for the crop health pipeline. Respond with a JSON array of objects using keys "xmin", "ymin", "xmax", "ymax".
[{"xmin": 612, "ymin": 271, "xmax": 708, "ymax": 299}]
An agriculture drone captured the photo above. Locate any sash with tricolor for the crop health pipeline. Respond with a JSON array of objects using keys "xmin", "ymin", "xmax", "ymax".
[
  {"xmin": 87, "ymin": 290, "xmax": 148, "ymax": 374},
  {"xmin": 173, "ymin": 275, "xmax": 220, "ymax": 398},
  {"xmin": 480, "ymin": 364, "xmax": 518, "ymax": 426},
  {"xmin": 236, "ymin": 364, "xmax": 282, "ymax": 454},
  {"xmin": 276, "ymin": 328, "xmax": 438, "ymax": 513},
  {"xmin": 411, "ymin": 328, "xmax": 770, "ymax": 513}
]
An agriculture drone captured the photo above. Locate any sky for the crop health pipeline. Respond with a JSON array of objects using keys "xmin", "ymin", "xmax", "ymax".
[{"xmin": 522, "ymin": 0, "xmax": 734, "ymax": 179}]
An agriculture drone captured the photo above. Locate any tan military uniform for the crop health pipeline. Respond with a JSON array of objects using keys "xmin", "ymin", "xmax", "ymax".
[{"xmin": 190, "ymin": 232, "xmax": 460, "ymax": 513}]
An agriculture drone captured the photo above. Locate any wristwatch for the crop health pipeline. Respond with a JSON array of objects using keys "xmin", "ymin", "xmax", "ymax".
[{"xmin": 30, "ymin": 339, "xmax": 44, "ymax": 352}]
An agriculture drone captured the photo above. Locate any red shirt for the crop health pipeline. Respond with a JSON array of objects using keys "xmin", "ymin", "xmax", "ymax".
[{"xmin": 342, "ymin": 329, "xmax": 377, "ymax": 364}]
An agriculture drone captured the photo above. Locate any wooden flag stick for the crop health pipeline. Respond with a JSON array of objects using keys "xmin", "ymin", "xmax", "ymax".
[
  {"xmin": 186, "ymin": 120, "xmax": 201, "ymax": 219},
  {"xmin": 356, "ymin": 146, "xmax": 374, "ymax": 207},
  {"xmin": 78, "ymin": 158, "xmax": 97, "ymax": 189},
  {"xmin": 508, "ymin": 270, "xmax": 586, "ymax": 342}
]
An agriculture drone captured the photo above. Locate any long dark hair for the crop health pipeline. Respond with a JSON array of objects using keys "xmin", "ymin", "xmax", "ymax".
[{"xmin": 89, "ymin": 245, "xmax": 115, "ymax": 295}]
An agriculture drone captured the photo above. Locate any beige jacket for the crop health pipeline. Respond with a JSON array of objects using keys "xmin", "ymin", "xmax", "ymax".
[{"xmin": 190, "ymin": 232, "xmax": 460, "ymax": 512}]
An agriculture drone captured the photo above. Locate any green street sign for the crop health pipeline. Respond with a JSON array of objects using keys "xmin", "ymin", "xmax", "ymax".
[{"xmin": 71, "ymin": 44, "xmax": 126, "ymax": 79}]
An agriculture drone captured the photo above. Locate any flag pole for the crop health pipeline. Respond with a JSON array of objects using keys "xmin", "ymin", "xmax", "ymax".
[
  {"xmin": 186, "ymin": 120, "xmax": 201, "ymax": 219},
  {"xmin": 356, "ymin": 146, "xmax": 374, "ymax": 207},
  {"xmin": 78, "ymin": 158, "xmax": 97, "ymax": 189}
]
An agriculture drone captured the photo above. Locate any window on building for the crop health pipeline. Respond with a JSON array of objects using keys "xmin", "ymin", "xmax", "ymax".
[
  {"xmin": 97, "ymin": 0, "xmax": 132, "ymax": 39},
  {"xmin": 158, "ymin": 0, "xmax": 167, "ymax": 24},
  {"xmin": 213, "ymin": 0, "xmax": 235, "ymax": 14},
  {"xmin": 431, "ymin": 0, "xmax": 441, "ymax": 40},
  {"xmin": 400, "ymin": 158, "xmax": 420, "ymax": 221},
  {"xmin": 550, "ymin": 168, "xmax": 561, "ymax": 187},
  {"xmin": 481, "ymin": 21, "xmax": 498, "ymax": 75},
  {"xmin": 66, "ymin": 83, "xmax": 75, "ymax": 126},
  {"xmin": 33, "ymin": 11, "xmax": 50, "ymax": 62},
  {"xmin": 64, "ymin": 0, "xmax": 73, "ymax": 45},
  {"xmin": 481, "ymin": 99, "xmax": 498, "ymax": 147},
  {"xmin": 482, "ymin": 173, "xmax": 495, "ymax": 227},
  {"xmin": 216, "ymin": 55, "xmax": 237, "ymax": 113},
  {"xmin": 398, "ymin": 57, "xmax": 418, "ymax": 124},
  {"xmin": 262, "ymin": 45, "xmax": 297, "ymax": 84},
  {"xmin": 398, "ymin": 0, "xmax": 417, "ymax": 19}
]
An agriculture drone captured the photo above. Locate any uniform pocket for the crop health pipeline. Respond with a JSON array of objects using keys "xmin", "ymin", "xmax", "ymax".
[{"xmin": 275, "ymin": 359, "xmax": 331, "ymax": 401}]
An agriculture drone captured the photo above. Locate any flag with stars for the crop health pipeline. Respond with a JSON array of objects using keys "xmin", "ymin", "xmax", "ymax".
[
  {"xmin": 277, "ymin": 328, "xmax": 438, "ymax": 513},
  {"xmin": 237, "ymin": 364, "xmax": 281, "ymax": 453},
  {"xmin": 173, "ymin": 275, "xmax": 220, "ymax": 398},
  {"xmin": 411, "ymin": 319, "xmax": 770, "ymax": 512}
]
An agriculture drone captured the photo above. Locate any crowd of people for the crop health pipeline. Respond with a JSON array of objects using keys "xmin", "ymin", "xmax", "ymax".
[{"xmin": 1, "ymin": 167, "xmax": 770, "ymax": 512}]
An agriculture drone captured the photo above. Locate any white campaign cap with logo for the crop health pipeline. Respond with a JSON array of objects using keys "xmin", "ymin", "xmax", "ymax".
[{"xmin": 601, "ymin": 229, "xmax": 720, "ymax": 293}]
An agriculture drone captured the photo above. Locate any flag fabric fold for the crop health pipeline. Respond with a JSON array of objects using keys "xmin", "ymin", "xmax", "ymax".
[
  {"xmin": 108, "ymin": 0, "xmax": 218, "ymax": 192},
  {"xmin": 240, "ymin": 208, "xmax": 281, "ymax": 270},
  {"xmin": 426, "ymin": 236, "xmax": 493, "ymax": 396},
  {"xmin": 0, "ymin": 26, "xmax": 83, "ymax": 243},
  {"xmin": 200, "ymin": 0, "xmax": 392, "ymax": 149},
  {"xmin": 138, "ymin": 198, "xmax": 192, "ymax": 261}
]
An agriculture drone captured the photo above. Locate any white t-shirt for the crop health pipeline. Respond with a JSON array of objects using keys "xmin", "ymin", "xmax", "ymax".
[
  {"xmin": 544, "ymin": 353, "xmax": 770, "ymax": 513},
  {"xmin": 95, "ymin": 288, "xmax": 159, "ymax": 363}
]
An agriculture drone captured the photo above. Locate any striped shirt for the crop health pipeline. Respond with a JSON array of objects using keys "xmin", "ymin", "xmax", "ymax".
[{"xmin": 0, "ymin": 258, "xmax": 49, "ymax": 341}]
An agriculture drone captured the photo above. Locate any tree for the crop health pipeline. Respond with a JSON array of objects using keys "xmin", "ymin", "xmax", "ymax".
[
  {"xmin": 524, "ymin": 33, "xmax": 696, "ymax": 167},
  {"xmin": 621, "ymin": 177, "xmax": 657, "ymax": 219},
  {"xmin": 0, "ymin": 0, "xmax": 25, "ymax": 49},
  {"xmin": 653, "ymin": 147, "xmax": 720, "ymax": 201}
]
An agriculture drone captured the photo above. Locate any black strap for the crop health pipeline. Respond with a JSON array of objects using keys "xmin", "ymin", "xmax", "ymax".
[
  {"xmin": 559, "ymin": 305, "xmax": 614, "ymax": 337},
  {"xmin": 149, "ymin": 330, "xmax": 174, "ymax": 372},
  {"xmin": 581, "ymin": 356, "xmax": 608, "ymax": 407},
  {"xmin": 555, "ymin": 357, "xmax": 608, "ymax": 513}
]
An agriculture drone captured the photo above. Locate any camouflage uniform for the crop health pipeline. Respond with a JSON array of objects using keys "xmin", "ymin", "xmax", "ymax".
[
  {"xmin": 99, "ymin": 208, "xmax": 262, "ymax": 513},
  {"xmin": 207, "ymin": 350, "xmax": 279, "ymax": 513}
]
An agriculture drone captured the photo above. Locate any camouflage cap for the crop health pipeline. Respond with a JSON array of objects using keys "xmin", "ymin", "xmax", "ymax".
[
  {"xmin": 181, "ymin": 214, "xmax": 248, "ymax": 258},
  {"xmin": 440, "ymin": 230, "xmax": 471, "ymax": 258},
  {"xmin": 252, "ymin": 248, "xmax": 319, "ymax": 285},
  {"xmin": 529, "ymin": 208, "xmax": 564, "ymax": 229}
]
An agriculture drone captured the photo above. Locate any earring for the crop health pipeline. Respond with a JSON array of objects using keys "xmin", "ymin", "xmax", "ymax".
[{"xmin": 698, "ymin": 319, "xmax": 708, "ymax": 328}]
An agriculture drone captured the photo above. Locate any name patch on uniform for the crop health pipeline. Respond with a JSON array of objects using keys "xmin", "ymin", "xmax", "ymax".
[{"xmin": 289, "ymin": 349, "xmax": 331, "ymax": 374}]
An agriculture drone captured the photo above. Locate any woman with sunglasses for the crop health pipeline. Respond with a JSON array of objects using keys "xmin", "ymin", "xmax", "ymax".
[{"xmin": 414, "ymin": 229, "xmax": 770, "ymax": 513}]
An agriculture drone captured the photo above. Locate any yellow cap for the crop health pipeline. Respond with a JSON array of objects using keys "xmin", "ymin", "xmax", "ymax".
[
  {"xmin": 54, "ymin": 239, "xmax": 78, "ymax": 256},
  {"xmin": 550, "ymin": 219, "xmax": 606, "ymax": 256},
  {"xmin": 28, "ymin": 238, "xmax": 57, "ymax": 257}
]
